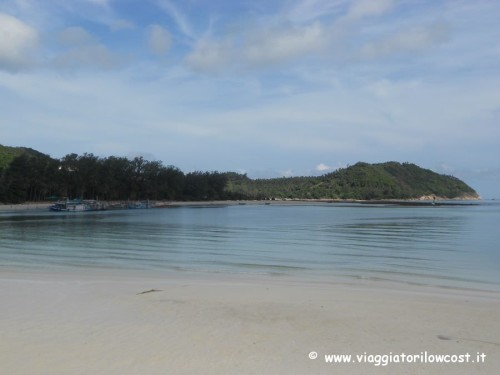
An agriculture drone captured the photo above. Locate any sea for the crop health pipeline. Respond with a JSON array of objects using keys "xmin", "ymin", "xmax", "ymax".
[{"xmin": 1, "ymin": 202, "xmax": 499, "ymax": 291}]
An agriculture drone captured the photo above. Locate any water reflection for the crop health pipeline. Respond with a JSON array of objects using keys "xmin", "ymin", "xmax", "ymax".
[{"xmin": 0, "ymin": 204, "xmax": 498, "ymax": 290}]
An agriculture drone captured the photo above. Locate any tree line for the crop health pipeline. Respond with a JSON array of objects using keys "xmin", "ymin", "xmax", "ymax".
[
  {"xmin": 0, "ymin": 152, "xmax": 230, "ymax": 203},
  {"xmin": 0, "ymin": 149, "xmax": 478, "ymax": 204}
]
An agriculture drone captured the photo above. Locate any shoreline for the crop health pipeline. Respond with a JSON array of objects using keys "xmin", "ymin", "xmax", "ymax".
[
  {"xmin": 3, "ymin": 262, "xmax": 500, "ymax": 295},
  {"xmin": 1, "ymin": 268, "xmax": 499, "ymax": 374},
  {"xmin": 3, "ymin": 265, "xmax": 500, "ymax": 300},
  {"xmin": 0, "ymin": 197, "xmax": 483, "ymax": 211},
  {"xmin": 0, "ymin": 202, "xmax": 52, "ymax": 211}
]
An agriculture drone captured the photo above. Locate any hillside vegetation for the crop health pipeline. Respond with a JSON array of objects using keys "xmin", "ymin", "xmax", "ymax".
[
  {"xmin": 0, "ymin": 144, "xmax": 478, "ymax": 203},
  {"xmin": 0, "ymin": 145, "xmax": 46, "ymax": 170},
  {"xmin": 225, "ymin": 162, "xmax": 478, "ymax": 200}
]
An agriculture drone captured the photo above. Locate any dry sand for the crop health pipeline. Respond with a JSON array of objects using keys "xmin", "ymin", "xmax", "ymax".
[{"xmin": 0, "ymin": 270, "xmax": 499, "ymax": 375}]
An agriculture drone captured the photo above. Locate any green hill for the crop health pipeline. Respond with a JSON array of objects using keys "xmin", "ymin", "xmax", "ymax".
[
  {"xmin": 0, "ymin": 145, "xmax": 47, "ymax": 169},
  {"xmin": 225, "ymin": 162, "xmax": 479, "ymax": 200},
  {"xmin": 0, "ymin": 144, "xmax": 479, "ymax": 203}
]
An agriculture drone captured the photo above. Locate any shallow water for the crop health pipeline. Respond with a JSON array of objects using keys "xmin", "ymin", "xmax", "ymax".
[{"xmin": 1, "ymin": 202, "xmax": 499, "ymax": 290}]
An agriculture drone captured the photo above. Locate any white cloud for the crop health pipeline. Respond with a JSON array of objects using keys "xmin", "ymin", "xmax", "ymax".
[
  {"xmin": 182, "ymin": 0, "xmax": 398, "ymax": 73},
  {"xmin": 186, "ymin": 37, "xmax": 233, "ymax": 73},
  {"xmin": 175, "ymin": 0, "xmax": 396, "ymax": 74},
  {"xmin": 110, "ymin": 19, "xmax": 135, "ymax": 32},
  {"xmin": 57, "ymin": 26, "xmax": 94, "ymax": 46},
  {"xmin": 187, "ymin": 22, "xmax": 329, "ymax": 72},
  {"xmin": 147, "ymin": 25, "xmax": 172, "ymax": 56},
  {"xmin": 53, "ymin": 26, "xmax": 123, "ymax": 70},
  {"xmin": 363, "ymin": 79, "xmax": 422, "ymax": 98},
  {"xmin": 281, "ymin": 169, "xmax": 295, "ymax": 177},
  {"xmin": 360, "ymin": 23, "xmax": 450, "ymax": 59},
  {"xmin": 0, "ymin": 12, "xmax": 38, "ymax": 72},
  {"xmin": 316, "ymin": 163, "xmax": 332, "ymax": 171},
  {"xmin": 244, "ymin": 22, "xmax": 326, "ymax": 66},
  {"xmin": 348, "ymin": 0, "xmax": 394, "ymax": 19},
  {"xmin": 54, "ymin": 44, "xmax": 121, "ymax": 70}
]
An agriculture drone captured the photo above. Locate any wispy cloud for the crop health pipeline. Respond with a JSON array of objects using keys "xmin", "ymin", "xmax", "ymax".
[
  {"xmin": 53, "ymin": 44, "xmax": 122, "ymax": 70},
  {"xmin": 156, "ymin": 0, "xmax": 196, "ymax": 39},
  {"xmin": 186, "ymin": 21, "xmax": 330, "ymax": 72},
  {"xmin": 0, "ymin": 12, "xmax": 39, "ymax": 72},
  {"xmin": 110, "ymin": 19, "xmax": 135, "ymax": 32},
  {"xmin": 347, "ymin": 0, "xmax": 394, "ymax": 19},
  {"xmin": 185, "ymin": 37, "xmax": 233, "ymax": 73},
  {"xmin": 52, "ymin": 26, "xmax": 123, "ymax": 71},
  {"xmin": 360, "ymin": 23, "xmax": 450, "ymax": 59},
  {"xmin": 243, "ymin": 22, "xmax": 327, "ymax": 66},
  {"xmin": 287, "ymin": 0, "xmax": 348, "ymax": 23},
  {"xmin": 183, "ymin": 0, "xmax": 402, "ymax": 73},
  {"xmin": 57, "ymin": 26, "xmax": 94, "ymax": 46},
  {"xmin": 147, "ymin": 24, "xmax": 172, "ymax": 56}
]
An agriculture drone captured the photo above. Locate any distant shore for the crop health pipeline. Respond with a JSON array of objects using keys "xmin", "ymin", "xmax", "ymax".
[
  {"xmin": 0, "ymin": 197, "xmax": 483, "ymax": 212},
  {"xmin": 0, "ymin": 202, "xmax": 52, "ymax": 211}
]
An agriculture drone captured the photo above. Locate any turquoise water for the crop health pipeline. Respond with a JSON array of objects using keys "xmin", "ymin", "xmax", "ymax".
[{"xmin": 1, "ymin": 202, "xmax": 499, "ymax": 290}]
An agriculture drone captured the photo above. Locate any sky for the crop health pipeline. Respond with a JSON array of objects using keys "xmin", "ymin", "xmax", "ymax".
[{"xmin": 0, "ymin": 0, "xmax": 499, "ymax": 198}]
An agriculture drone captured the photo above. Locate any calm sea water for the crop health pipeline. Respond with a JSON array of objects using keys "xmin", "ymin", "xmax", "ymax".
[{"xmin": 1, "ymin": 202, "xmax": 499, "ymax": 290}]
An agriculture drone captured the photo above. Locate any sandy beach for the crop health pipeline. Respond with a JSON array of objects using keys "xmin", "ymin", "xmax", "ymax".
[
  {"xmin": 0, "ymin": 202, "xmax": 52, "ymax": 211},
  {"xmin": 1, "ymin": 270, "xmax": 499, "ymax": 375}
]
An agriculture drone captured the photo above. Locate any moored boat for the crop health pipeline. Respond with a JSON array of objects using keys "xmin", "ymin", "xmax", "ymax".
[
  {"xmin": 127, "ymin": 200, "xmax": 151, "ymax": 209},
  {"xmin": 49, "ymin": 199, "xmax": 105, "ymax": 212}
]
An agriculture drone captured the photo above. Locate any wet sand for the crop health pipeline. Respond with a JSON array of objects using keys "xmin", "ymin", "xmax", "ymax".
[{"xmin": 0, "ymin": 269, "xmax": 499, "ymax": 374}]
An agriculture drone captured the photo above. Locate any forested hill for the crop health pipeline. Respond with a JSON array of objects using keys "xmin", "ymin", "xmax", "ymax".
[
  {"xmin": 0, "ymin": 145, "xmax": 46, "ymax": 169},
  {"xmin": 225, "ymin": 162, "xmax": 479, "ymax": 200},
  {"xmin": 0, "ymin": 144, "xmax": 478, "ymax": 203}
]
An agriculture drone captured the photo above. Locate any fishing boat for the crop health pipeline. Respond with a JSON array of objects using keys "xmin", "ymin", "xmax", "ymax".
[
  {"xmin": 49, "ymin": 199, "xmax": 105, "ymax": 212},
  {"xmin": 127, "ymin": 200, "xmax": 151, "ymax": 209}
]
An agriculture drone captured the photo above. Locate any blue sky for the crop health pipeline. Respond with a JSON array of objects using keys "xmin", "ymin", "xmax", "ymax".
[{"xmin": 1, "ymin": 0, "xmax": 499, "ymax": 197}]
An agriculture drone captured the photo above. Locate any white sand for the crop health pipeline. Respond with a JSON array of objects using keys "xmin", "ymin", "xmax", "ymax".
[{"xmin": 0, "ymin": 270, "xmax": 499, "ymax": 375}]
